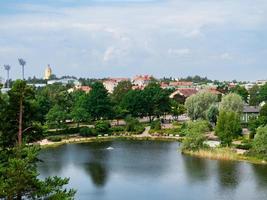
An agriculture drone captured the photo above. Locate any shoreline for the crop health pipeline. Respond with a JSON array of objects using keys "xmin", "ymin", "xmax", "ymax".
[
  {"xmin": 37, "ymin": 135, "xmax": 266, "ymax": 165},
  {"xmin": 182, "ymin": 148, "xmax": 267, "ymax": 165},
  {"xmin": 38, "ymin": 135, "xmax": 182, "ymax": 148}
]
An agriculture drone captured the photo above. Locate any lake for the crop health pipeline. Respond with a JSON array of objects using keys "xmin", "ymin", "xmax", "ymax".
[{"xmin": 38, "ymin": 140, "xmax": 267, "ymax": 200}]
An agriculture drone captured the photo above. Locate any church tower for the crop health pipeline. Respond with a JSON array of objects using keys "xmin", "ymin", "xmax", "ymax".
[{"xmin": 44, "ymin": 64, "xmax": 52, "ymax": 80}]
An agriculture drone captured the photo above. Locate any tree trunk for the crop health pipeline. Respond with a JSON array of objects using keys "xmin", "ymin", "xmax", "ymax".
[{"xmin": 18, "ymin": 97, "xmax": 23, "ymax": 146}]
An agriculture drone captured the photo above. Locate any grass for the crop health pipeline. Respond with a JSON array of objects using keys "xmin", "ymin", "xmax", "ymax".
[{"xmin": 182, "ymin": 148, "xmax": 267, "ymax": 165}]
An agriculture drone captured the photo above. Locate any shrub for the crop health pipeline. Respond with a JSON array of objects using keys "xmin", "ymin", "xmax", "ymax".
[
  {"xmin": 47, "ymin": 136, "xmax": 63, "ymax": 142},
  {"xmin": 251, "ymin": 126, "xmax": 267, "ymax": 159},
  {"xmin": 151, "ymin": 119, "xmax": 161, "ymax": 130},
  {"xmin": 79, "ymin": 127, "xmax": 96, "ymax": 137},
  {"xmin": 125, "ymin": 117, "xmax": 140, "ymax": 132},
  {"xmin": 215, "ymin": 110, "xmax": 242, "ymax": 146},
  {"xmin": 95, "ymin": 120, "xmax": 111, "ymax": 134},
  {"xmin": 181, "ymin": 120, "xmax": 210, "ymax": 151},
  {"xmin": 110, "ymin": 126, "xmax": 125, "ymax": 133}
]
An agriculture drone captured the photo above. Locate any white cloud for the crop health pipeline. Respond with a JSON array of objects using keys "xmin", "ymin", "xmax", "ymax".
[
  {"xmin": 168, "ymin": 48, "xmax": 191, "ymax": 56},
  {"xmin": 219, "ymin": 53, "xmax": 232, "ymax": 60}
]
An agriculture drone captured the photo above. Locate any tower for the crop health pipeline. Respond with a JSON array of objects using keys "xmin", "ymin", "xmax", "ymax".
[{"xmin": 44, "ymin": 64, "xmax": 52, "ymax": 80}]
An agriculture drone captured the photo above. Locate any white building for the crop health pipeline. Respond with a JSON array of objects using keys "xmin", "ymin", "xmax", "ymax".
[
  {"xmin": 47, "ymin": 78, "xmax": 80, "ymax": 86},
  {"xmin": 132, "ymin": 75, "xmax": 152, "ymax": 87},
  {"xmin": 103, "ymin": 78, "xmax": 129, "ymax": 93}
]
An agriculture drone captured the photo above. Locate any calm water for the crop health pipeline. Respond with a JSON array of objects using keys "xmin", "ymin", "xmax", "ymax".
[{"xmin": 38, "ymin": 140, "xmax": 267, "ymax": 200}]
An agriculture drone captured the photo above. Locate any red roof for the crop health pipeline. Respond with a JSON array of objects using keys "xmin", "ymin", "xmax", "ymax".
[
  {"xmin": 169, "ymin": 81, "xmax": 193, "ymax": 87},
  {"xmin": 77, "ymin": 86, "xmax": 91, "ymax": 93},
  {"xmin": 170, "ymin": 88, "xmax": 198, "ymax": 98}
]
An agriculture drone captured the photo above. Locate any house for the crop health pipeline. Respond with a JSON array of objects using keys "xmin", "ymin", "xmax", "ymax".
[
  {"xmin": 47, "ymin": 78, "xmax": 80, "ymax": 86},
  {"xmin": 169, "ymin": 88, "xmax": 198, "ymax": 103},
  {"xmin": 68, "ymin": 85, "xmax": 91, "ymax": 93},
  {"xmin": 169, "ymin": 81, "xmax": 193, "ymax": 88},
  {"xmin": 103, "ymin": 78, "xmax": 129, "ymax": 93},
  {"xmin": 132, "ymin": 75, "xmax": 152, "ymax": 87},
  {"xmin": 256, "ymin": 80, "xmax": 267, "ymax": 87},
  {"xmin": 242, "ymin": 105, "xmax": 261, "ymax": 123}
]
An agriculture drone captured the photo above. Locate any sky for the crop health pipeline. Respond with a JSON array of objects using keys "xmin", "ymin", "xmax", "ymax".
[{"xmin": 0, "ymin": 0, "xmax": 266, "ymax": 81}]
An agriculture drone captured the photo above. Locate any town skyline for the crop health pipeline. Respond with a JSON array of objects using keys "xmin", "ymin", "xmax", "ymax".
[{"xmin": 0, "ymin": 0, "xmax": 266, "ymax": 81}]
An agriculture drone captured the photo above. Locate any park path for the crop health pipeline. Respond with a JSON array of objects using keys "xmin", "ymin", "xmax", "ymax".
[{"xmin": 138, "ymin": 126, "xmax": 151, "ymax": 137}]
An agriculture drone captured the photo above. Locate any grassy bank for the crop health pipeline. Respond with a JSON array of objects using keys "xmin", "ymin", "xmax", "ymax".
[
  {"xmin": 39, "ymin": 135, "xmax": 181, "ymax": 148},
  {"xmin": 182, "ymin": 148, "xmax": 267, "ymax": 165}
]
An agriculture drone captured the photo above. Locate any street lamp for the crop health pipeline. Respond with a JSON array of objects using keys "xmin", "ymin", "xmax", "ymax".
[
  {"xmin": 18, "ymin": 58, "xmax": 26, "ymax": 80},
  {"xmin": 4, "ymin": 64, "xmax": 11, "ymax": 88}
]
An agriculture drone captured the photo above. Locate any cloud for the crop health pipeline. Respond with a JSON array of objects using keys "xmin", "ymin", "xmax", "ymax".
[
  {"xmin": 0, "ymin": 0, "xmax": 266, "ymax": 80},
  {"xmin": 168, "ymin": 48, "xmax": 191, "ymax": 56},
  {"xmin": 219, "ymin": 53, "xmax": 233, "ymax": 60}
]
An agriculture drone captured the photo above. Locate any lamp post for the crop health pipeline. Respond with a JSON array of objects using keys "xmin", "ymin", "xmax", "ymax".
[
  {"xmin": 18, "ymin": 58, "xmax": 26, "ymax": 80},
  {"xmin": 4, "ymin": 64, "xmax": 11, "ymax": 88}
]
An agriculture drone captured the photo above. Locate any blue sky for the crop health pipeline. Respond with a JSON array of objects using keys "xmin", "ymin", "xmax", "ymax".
[{"xmin": 0, "ymin": 0, "xmax": 266, "ymax": 81}]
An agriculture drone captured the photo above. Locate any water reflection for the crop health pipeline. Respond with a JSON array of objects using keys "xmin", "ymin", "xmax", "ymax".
[
  {"xmin": 216, "ymin": 161, "xmax": 240, "ymax": 189},
  {"xmin": 251, "ymin": 164, "xmax": 267, "ymax": 188},
  {"xmin": 85, "ymin": 162, "xmax": 108, "ymax": 187},
  {"xmin": 38, "ymin": 141, "xmax": 267, "ymax": 200},
  {"xmin": 182, "ymin": 155, "xmax": 210, "ymax": 183}
]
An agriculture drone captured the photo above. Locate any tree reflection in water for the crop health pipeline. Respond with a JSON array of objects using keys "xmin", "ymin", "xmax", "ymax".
[
  {"xmin": 85, "ymin": 162, "xmax": 108, "ymax": 187},
  {"xmin": 182, "ymin": 155, "xmax": 210, "ymax": 183},
  {"xmin": 216, "ymin": 161, "xmax": 240, "ymax": 189}
]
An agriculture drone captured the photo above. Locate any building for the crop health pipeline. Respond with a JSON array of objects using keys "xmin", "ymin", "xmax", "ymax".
[
  {"xmin": 47, "ymin": 78, "xmax": 80, "ymax": 86},
  {"xmin": 44, "ymin": 65, "xmax": 52, "ymax": 80},
  {"xmin": 242, "ymin": 105, "xmax": 261, "ymax": 123},
  {"xmin": 170, "ymin": 88, "xmax": 198, "ymax": 103},
  {"xmin": 169, "ymin": 81, "xmax": 193, "ymax": 88},
  {"xmin": 103, "ymin": 78, "xmax": 129, "ymax": 93},
  {"xmin": 256, "ymin": 80, "xmax": 267, "ymax": 87},
  {"xmin": 68, "ymin": 85, "xmax": 92, "ymax": 93},
  {"xmin": 132, "ymin": 75, "xmax": 152, "ymax": 87}
]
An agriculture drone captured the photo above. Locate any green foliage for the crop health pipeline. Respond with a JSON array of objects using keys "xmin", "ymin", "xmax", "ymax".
[
  {"xmin": 185, "ymin": 92, "xmax": 218, "ymax": 120},
  {"xmin": 150, "ymin": 119, "xmax": 161, "ymax": 130},
  {"xmin": 206, "ymin": 104, "xmax": 219, "ymax": 124},
  {"xmin": 121, "ymin": 90, "xmax": 145, "ymax": 117},
  {"xmin": 248, "ymin": 117, "xmax": 262, "ymax": 139},
  {"xmin": 249, "ymin": 85, "xmax": 260, "ymax": 106},
  {"xmin": 111, "ymin": 80, "xmax": 132, "ymax": 104},
  {"xmin": 252, "ymin": 126, "xmax": 267, "ymax": 159},
  {"xmin": 219, "ymin": 93, "xmax": 244, "ymax": 114},
  {"xmin": 0, "ymin": 80, "xmax": 40, "ymax": 148},
  {"xmin": 86, "ymin": 82, "xmax": 113, "ymax": 120},
  {"xmin": 71, "ymin": 93, "xmax": 90, "ymax": 127},
  {"xmin": 95, "ymin": 120, "xmax": 111, "ymax": 134},
  {"xmin": 260, "ymin": 104, "xmax": 267, "ymax": 117},
  {"xmin": 47, "ymin": 136, "xmax": 63, "ymax": 142},
  {"xmin": 170, "ymin": 100, "xmax": 186, "ymax": 119},
  {"xmin": 259, "ymin": 83, "xmax": 267, "ymax": 102},
  {"xmin": 215, "ymin": 110, "xmax": 242, "ymax": 146},
  {"xmin": 46, "ymin": 104, "xmax": 68, "ymax": 129},
  {"xmin": 110, "ymin": 126, "xmax": 125, "ymax": 133},
  {"xmin": 230, "ymin": 85, "xmax": 249, "ymax": 103},
  {"xmin": 79, "ymin": 127, "xmax": 97, "ymax": 137},
  {"xmin": 182, "ymin": 120, "xmax": 210, "ymax": 151},
  {"xmin": 0, "ymin": 146, "xmax": 76, "ymax": 199},
  {"xmin": 125, "ymin": 117, "xmax": 145, "ymax": 134},
  {"xmin": 121, "ymin": 83, "xmax": 171, "ymax": 120}
]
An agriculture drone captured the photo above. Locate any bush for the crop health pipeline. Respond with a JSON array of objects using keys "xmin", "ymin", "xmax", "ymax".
[
  {"xmin": 151, "ymin": 119, "xmax": 161, "ymax": 130},
  {"xmin": 47, "ymin": 136, "xmax": 63, "ymax": 142},
  {"xmin": 45, "ymin": 127, "xmax": 80, "ymax": 136},
  {"xmin": 215, "ymin": 110, "xmax": 242, "ymax": 146},
  {"xmin": 110, "ymin": 126, "xmax": 125, "ymax": 133},
  {"xmin": 251, "ymin": 126, "xmax": 267, "ymax": 159},
  {"xmin": 181, "ymin": 120, "xmax": 210, "ymax": 151},
  {"xmin": 95, "ymin": 120, "xmax": 111, "ymax": 134},
  {"xmin": 125, "ymin": 117, "xmax": 139, "ymax": 132},
  {"xmin": 79, "ymin": 127, "xmax": 97, "ymax": 137}
]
